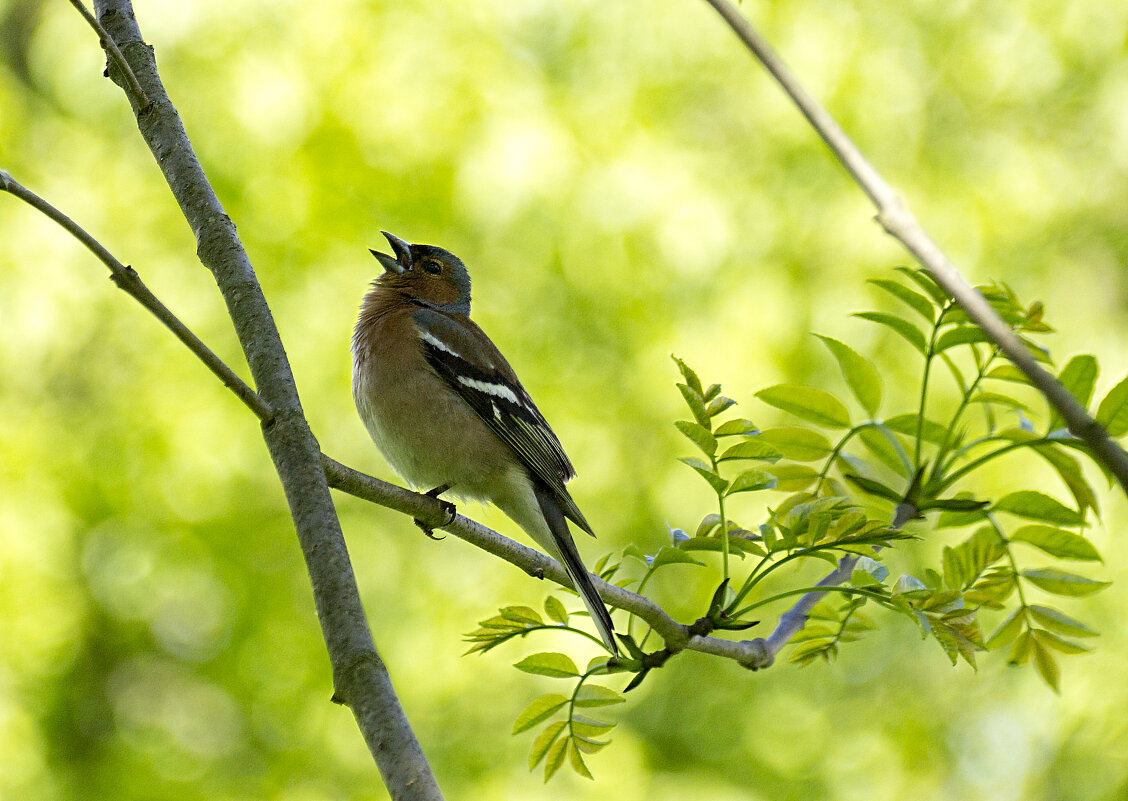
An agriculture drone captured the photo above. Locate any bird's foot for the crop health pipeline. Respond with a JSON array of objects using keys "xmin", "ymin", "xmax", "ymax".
[{"xmin": 414, "ymin": 484, "xmax": 456, "ymax": 540}]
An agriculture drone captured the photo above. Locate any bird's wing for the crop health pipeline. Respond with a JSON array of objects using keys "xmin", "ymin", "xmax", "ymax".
[{"xmin": 411, "ymin": 307, "xmax": 593, "ymax": 534}]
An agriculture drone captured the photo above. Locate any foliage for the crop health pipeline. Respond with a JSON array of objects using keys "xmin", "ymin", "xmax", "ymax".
[{"xmin": 480, "ymin": 266, "xmax": 1118, "ymax": 780}]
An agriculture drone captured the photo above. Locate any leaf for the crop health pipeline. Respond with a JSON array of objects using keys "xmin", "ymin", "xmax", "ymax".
[
  {"xmin": 573, "ymin": 685, "xmax": 626, "ymax": 708},
  {"xmin": 501, "ymin": 606, "xmax": 543, "ymax": 625},
  {"xmin": 649, "ymin": 546, "xmax": 706, "ymax": 568},
  {"xmin": 677, "ymin": 383, "xmax": 711, "ymax": 429},
  {"xmin": 1010, "ymin": 525, "xmax": 1101, "ymax": 561},
  {"xmin": 755, "ymin": 385, "xmax": 851, "ymax": 429},
  {"xmin": 544, "ymin": 596, "xmax": 569, "ymax": 624},
  {"xmin": 714, "ymin": 418, "xmax": 759, "ymax": 437},
  {"xmin": 569, "ymin": 741, "xmax": 594, "ymax": 780},
  {"xmin": 868, "ymin": 278, "xmax": 936, "ymax": 322},
  {"xmin": 894, "ymin": 266, "xmax": 948, "ymax": 305},
  {"xmin": 985, "ymin": 364, "xmax": 1030, "ymax": 384},
  {"xmin": 718, "ymin": 439, "xmax": 783, "ymax": 463},
  {"xmin": 1033, "ymin": 445, "xmax": 1098, "ymax": 517},
  {"xmin": 765, "ymin": 464, "xmax": 819, "ymax": 492},
  {"xmin": 968, "ymin": 392, "xmax": 1029, "ymax": 411},
  {"xmin": 934, "ymin": 326, "xmax": 992, "ymax": 353},
  {"xmin": 675, "ymin": 420, "xmax": 717, "ymax": 457},
  {"xmin": 815, "ymin": 335, "xmax": 883, "ymax": 416},
  {"xmin": 852, "ymin": 311, "xmax": 928, "ymax": 355},
  {"xmin": 678, "ymin": 457, "xmax": 729, "ymax": 495},
  {"xmin": 858, "ymin": 424, "xmax": 911, "ymax": 477},
  {"xmin": 1026, "ymin": 605, "xmax": 1098, "ymax": 638},
  {"xmin": 992, "ymin": 491, "xmax": 1084, "ymax": 526},
  {"xmin": 543, "ymin": 734, "xmax": 569, "ymax": 781},
  {"xmin": 514, "ymin": 653, "xmax": 580, "ymax": 678},
  {"xmin": 671, "ymin": 355, "xmax": 703, "ymax": 395},
  {"xmin": 1096, "ymin": 375, "xmax": 1128, "ymax": 437},
  {"xmin": 571, "ymin": 714, "xmax": 616, "ymax": 737},
  {"xmin": 528, "ymin": 721, "xmax": 567, "ymax": 770},
  {"xmin": 985, "ymin": 608, "xmax": 1024, "ymax": 649},
  {"xmin": 755, "ymin": 427, "xmax": 833, "ymax": 461},
  {"xmin": 513, "ymin": 694, "xmax": 570, "ymax": 734},
  {"xmin": 1030, "ymin": 635, "xmax": 1061, "ymax": 692},
  {"xmin": 843, "ymin": 473, "xmax": 901, "ymax": 502},
  {"xmin": 882, "ymin": 413, "xmax": 949, "ymax": 445},
  {"xmin": 1032, "ymin": 628, "xmax": 1093, "ymax": 655},
  {"xmin": 1049, "ymin": 355, "xmax": 1098, "ymax": 431},
  {"xmin": 707, "ymin": 396, "xmax": 737, "ymax": 417},
  {"xmin": 1021, "ymin": 569, "xmax": 1110, "ymax": 597}
]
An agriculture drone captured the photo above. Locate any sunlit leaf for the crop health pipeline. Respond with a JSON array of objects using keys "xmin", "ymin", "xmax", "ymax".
[
  {"xmin": 755, "ymin": 385, "xmax": 851, "ymax": 429},
  {"xmin": 893, "ymin": 266, "xmax": 949, "ymax": 305},
  {"xmin": 569, "ymin": 741, "xmax": 594, "ymax": 780},
  {"xmin": 671, "ymin": 355, "xmax": 703, "ymax": 395},
  {"xmin": 514, "ymin": 653, "xmax": 580, "ymax": 678},
  {"xmin": 678, "ymin": 457, "xmax": 729, "ymax": 495},
  {"xmin": 985, "ymin": 364, "xmax": 1030, "ymax": 384},
  {"xmin": 1032, "ymin": 628, "xmax": 1093, "ymax": 655},
  {"xmin": 1010, "ymin": 525, "xmax": 1101, "ymax": 561},
  {"xmin": 544, "ymin": 734, "xmax": 569, "ymax": 781},
  {"xmin": 675, "ymin": 420, "xmax": 717, "ymax": 457},
  {"xmin": 574, "ymin": 685, "xmax": 626, "ymax": 708},
  {"xmin": 501, "ymin": 606, "xmax": 543, "ymax": 625},
  {"xmin": 882, "ymin": 413, "xmax": 949, "ymax": 445},
  {"xmin": 513, "ymin": 694, "xmax": 569, "ymax": 734},
  {"xmin": 718, "ymin": 440, "xmax": 783, "ymax": 463},
  {"xmin": 992, "ymin": 491, "xmax": 1084, "ymax": 526},
  {"xmin": 755, "ymin": 427, "xmax": 833, "ymax": 461},
  {"xmin": 1027, "ymin": 605, "xmax": 1098, "ymax": 638},
  {"xmin": 868, "ymin": 278, "xmax": 935, "ymax": 323},
  {"xmin": 714, "ymin": 418, "xmax": 759, "ymax": 437},
  {"xmin": 1095, "ymin": 375, "xmax": 1128, "ymax": 437},
  {"xmin": 765, "ymin": 464, "xmax": 819, "ymax": 492},
  {"xmin": 852, "ymin": 311, "xmax": 928, "ymax": 355},
  {"xmin": 1048, "ymin": 355, "xmax": 1098, "ymax": 431},
  {"xmin": 985, "ymin": 608, "xmax": 1024, "ymax": 649},
  {"xmin": 815, "ymin": 334, "xmax": 883, "ymax": 416},
  {"xmin": 528, "ymin": 721, "xmax": 567, "ymax": 770},
  {"xmin": 543, "ymin": 596, "xmax": 569, "ymax": 624},
  {"xmin": 1030, "ymin": 635, "xmax": 1061, "ymax": 692},
  {"xmin": 677, "ymin": 383, "xmax": 711, "ymax": 429},
  {"xmin": 934, "ymin": 326, "xmax": 992, "ymax": 353},
  {"xmin": 1021, "ymin": 568, "xmax": 1110, "ymax": 597}
]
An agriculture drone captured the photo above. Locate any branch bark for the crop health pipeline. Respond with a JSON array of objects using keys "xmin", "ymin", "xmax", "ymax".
[
  {"xmin": 87, "ymin": 3, "xmax": 442, "ymax": 798},
  {"xmin": 700, "ymin": 0, "xmax": 1128, "ymax": 495}
]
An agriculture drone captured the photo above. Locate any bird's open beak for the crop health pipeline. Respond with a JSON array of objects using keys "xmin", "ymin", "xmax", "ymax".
[{"xmin": 369, "ymin": 231, "xmax": 414, "ymax": 274}]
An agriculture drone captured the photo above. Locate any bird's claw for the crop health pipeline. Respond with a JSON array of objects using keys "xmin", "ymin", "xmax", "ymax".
[{"xmin": 415, "ymin": 485, "xmax": 456, "ymax": 539}]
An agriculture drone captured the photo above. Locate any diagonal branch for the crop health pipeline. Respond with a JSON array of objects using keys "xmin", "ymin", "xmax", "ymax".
[
  {"xmin": 66, "ymin": 0, "xmax": 148, "ymax": 109},
  {"xmin": 700, "ymin": 0, "xmax": 1128, "ymax": 494},
  {"xmin": 88, "ymin": 2, "xmax": 442, "ymax": 798}
]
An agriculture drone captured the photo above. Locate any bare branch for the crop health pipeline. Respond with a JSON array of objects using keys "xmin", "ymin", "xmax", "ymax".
[
  {"xmin": 89, "ymin": 3, "xmax": 442, "ymax": 798},
  {"xmin": 700, "ymin": 0, "xmax": 1128, "ymax": 494},
  {"xmin": 66, "ymin": 0, "xmax": 148, "ymax": 109}
]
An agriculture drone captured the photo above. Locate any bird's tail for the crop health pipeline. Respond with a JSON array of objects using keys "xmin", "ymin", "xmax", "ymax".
[{"xmin": 532, "ymin": 483, "xmax": 619, "ymax": 656}]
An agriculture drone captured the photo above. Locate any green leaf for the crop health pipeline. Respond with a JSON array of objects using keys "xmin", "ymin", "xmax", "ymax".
[
  {"xmin": 1033, "ymin": 445, "xmax": 1098, "ymax": 517},
  {"xmin": 765, "ymin": 464, "xmax": 819, "ymax": 492},
  {"xmin": 1095, "ymin": 375, "xmax": 1128, "ymax": 437},
  {"xmin": 1022, "ymin": 568, "xmax": 1109, "ymax": 597},
  {"xmin": 985, "ymin": 364, "xmax": 1030, "ymax": 384},
  {"xmin": 1049, "ymin": 355, "xmax": 1098, "ymax": 431},
  {"xmin": 501, "ymin": 606, "xmax": 543, "ymax": 625},
  {"xmin": 678, "ymin": 457, "xmax": 729, "ymax": 495},
  {"xmin": 968, "ymin": 392, "xmax": 1029, "ymax": 411},
  {"xmin": 571, "ymin": 714, "xmax": 616, "ymax": 737},
  {"xmin": 852, "ymin": 311, "xmax": 928, "ymax": 355},
  {"xmin": 858, "ymin": 424, "xmax": 912, "ymax": 477},
  {"xmin": 985, "ymin": 608, "xmax": 1024, "ymax": 649},
  {"xmin": 726, "ymin": 469, "xmax": 777, "ymax": 495},
  {"xmin": 543, "ymin": 734, "xmax": 569, "ymax": 781},
  {"xmin": 573, "ymin": 685, "xmax": 626, "ymax": 708},
  {"xmin": 707, "ymin": 395, "xmax": 737, "ymax": 417},
  {"xmin": 1026, "ymin": 605, "xmax": 1098, "ymax": 638},
  {"xmin": 882, "ymin": 413, "xmax": 949, "ymax": 445},
  {"xmin": 677, "ymin": 383, "xmax": 711, "ymax": 429},
  {"xmin": 569, "ymin": 741, "xmax": 594, "ymax": 780},
  {"xmin": 514, "ymin": 653, "xmax": 580, "ymax": 678},
  {"xmin": 755, "ymin": 385, "xmax": 851, "ymax": 429},
  {"xmin": 992, "ymin": 491, "xmax": 1084, "ymax": 526},
  {"xmin": 713, "ymin": 418, "xmax": 759, "ymax": 437},
  {"xmin": 1030, "ymin": 635, "xmax": 1061, "ymax": 692},
  {"xmin": 894, "ymin": 266, "xmax": 949, "ymax": 305},
  {"xmin": 1010, "ymin": 525, "xmax": 1101, "ymax": 561},
  {"xmin": 513, "ymin": 694, "xmax": 570, "ymax": 734},
  {"xmin": 868, "ymin": 278, "xmax": 936, "ymax": 322},
  {"xmin": 1032, "ymin": 628, "xmax": 1093, "ymax": 655},
  {"xmin": 755, "ymin": 427, "xmax": 833, "ymax": 461},
  {"xmin": 815, "ymin": 335, "xmax": 883, "ymax": 416},
  {"xmin": 718, "ymin": 439, "xmax": 783, "ymax": 463},
  {"xmin": 675, "ymin": 420, "xmax": 717, "ymax": 457},
  {"xmin": 934, "ymin": 326, "xmax": 992, "ymax": 353},
  {"xmin": 528, "ymin": 721, "xmax": 567, "ymax": 770},
  {"xmin": 671, "ymin": 355, "xmax": 703, "ymax": 396},
  {"xmin": 544, "ymin": 596, "xmax": 568, "ymax": 624},
  {"xmin": 649, "ymin": 546, "xmax": 706, "ymax": 568}
]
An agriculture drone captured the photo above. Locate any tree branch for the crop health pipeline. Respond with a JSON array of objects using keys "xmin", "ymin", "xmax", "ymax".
[
  {"xmin": 700, "ymin": 0, "xmax": 1128, "ymax": 494},
  {"xmin": 66, "ymin": 0, "xmax": 148, "ymax": 110},
  {"xmin": 88, "ymin": 3, "xmax": 442, "ymax": 798}
]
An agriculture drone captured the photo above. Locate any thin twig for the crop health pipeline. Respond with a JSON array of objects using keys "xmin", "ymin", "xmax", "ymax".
[
  {"xmin": 700, "ymin": 0, "xmax": 1128, "ymax": 494},
  {"xmin": 0, "ymin": 170, "xmax": 271, "ymax": 421},
  {"xmin": 66, "ymin": 0, "xmax": 149, "ymax": 109}
]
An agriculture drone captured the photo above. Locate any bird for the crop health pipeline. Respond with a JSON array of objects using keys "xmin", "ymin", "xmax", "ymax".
[{"xmin": 351, "ymin": 232, "xmax": 618, "ymax": 656}]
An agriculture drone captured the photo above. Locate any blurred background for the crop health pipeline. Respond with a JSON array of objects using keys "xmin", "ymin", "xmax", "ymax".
[{"xmin": 2, "ymin": 0, "xmax": 1127, "ymax": 798}]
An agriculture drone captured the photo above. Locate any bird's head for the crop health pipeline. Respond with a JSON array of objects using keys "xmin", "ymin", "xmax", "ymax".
[{"xmin": 371, "ymin": 232, "xmax": 472, "ymax": 316}]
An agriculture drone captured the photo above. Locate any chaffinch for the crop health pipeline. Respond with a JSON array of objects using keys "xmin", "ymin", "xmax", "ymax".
[{"xmin": 351, "ymin": 232, "xmax": 618, "ymax": 655}]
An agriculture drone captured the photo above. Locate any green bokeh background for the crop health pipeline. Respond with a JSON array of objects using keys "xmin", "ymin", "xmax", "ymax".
[{"xmin": 2, "ymin": 0, "xmax": 1128, "ymax": 798}]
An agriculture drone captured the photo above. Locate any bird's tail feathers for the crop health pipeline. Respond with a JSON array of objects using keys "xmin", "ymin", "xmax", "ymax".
[{"xmin": 532, "ymin": 484, "xmax": 619, "ymax": 656}]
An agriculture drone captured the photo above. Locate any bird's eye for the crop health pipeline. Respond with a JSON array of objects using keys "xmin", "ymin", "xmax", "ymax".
[{"xmin": 422, "ymin": 261, "xmax": 442, "ymax": 276}]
